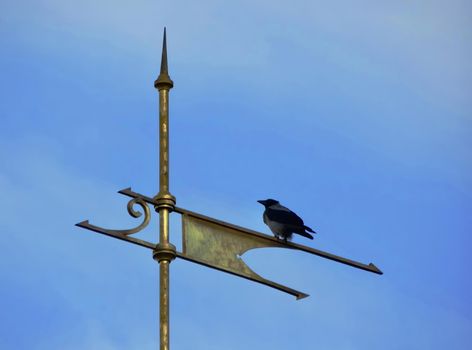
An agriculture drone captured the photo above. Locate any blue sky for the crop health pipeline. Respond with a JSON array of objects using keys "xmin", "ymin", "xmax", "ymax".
[{"xmin": 1, "ymin": 1, "xmax": 471, "ymax": 349}]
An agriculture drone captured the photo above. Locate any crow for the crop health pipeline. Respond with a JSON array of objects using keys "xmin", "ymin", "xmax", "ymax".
[{"xmin": 257, "ymin": 199, "xmax": 316, "ymax": 242}]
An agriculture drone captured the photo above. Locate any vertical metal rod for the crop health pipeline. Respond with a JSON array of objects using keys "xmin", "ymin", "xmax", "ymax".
[
  {"xmin": 153, "ymin": 28, "xmax": 176, "ymax": 350},
  {"xmin": 158, "ymin": 205, "xmax": 170, "ymax": 350},
  {"xmin": 159, "ymin": 259, "xmax": 170, "ymax": 349},
  {"xmin": 159, "ymin": 89, "xmax": 170, "ymax": 197}
]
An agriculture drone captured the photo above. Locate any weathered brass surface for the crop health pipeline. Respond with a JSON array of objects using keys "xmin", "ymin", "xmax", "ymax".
[
  {"xmin": 182, "ymin": 214, "xmax": 278, "ymax": 275},
  {"xmin": 181, "ymin": 214, "xmax": 309, "ymax": 299}
]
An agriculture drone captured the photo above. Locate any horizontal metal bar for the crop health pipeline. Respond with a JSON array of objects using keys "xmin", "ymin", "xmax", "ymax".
[
  {"xmin": 175, "ymin": 252, "xmax": 309, "ymax": 300},
  {"xmin": 76, "ymin": 220, "xmax": 156, "ymax": 250}
]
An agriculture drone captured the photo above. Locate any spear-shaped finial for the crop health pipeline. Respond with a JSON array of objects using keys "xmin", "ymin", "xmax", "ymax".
[
  {"xmin": 154, "ymin": 27, "xmax": 174, "ymax": 90},
  {"xmin": 160, "ymin": 27, "xmax": 169, "ymax": 75}
]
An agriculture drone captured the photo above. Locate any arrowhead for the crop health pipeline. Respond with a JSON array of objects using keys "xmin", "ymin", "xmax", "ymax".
[
  {"xmin": 296, "ymin": 292, "xmax": 310, "ymax": 300},
  {"xmin": 76, "ymin": 220, "xmax": 89, "ymax": 227},
  {"xmin": 118, "ymin": 187, "xmax": 132, "ymax": 194},
  {"xmin": 369, "ymin": 263, "xmax": 383, "ymax": 275}
]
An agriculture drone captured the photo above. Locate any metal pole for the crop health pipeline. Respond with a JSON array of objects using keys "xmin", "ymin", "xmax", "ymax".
[{"xmin": 153, "ymin": 28, "xmax": 176, "ymax": 350}]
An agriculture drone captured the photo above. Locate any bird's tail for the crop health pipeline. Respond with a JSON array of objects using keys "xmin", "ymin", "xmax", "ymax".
[
  {"xmin": 304, "ymin": 225, "xmax": 317, "ymax": 234},
  {"xmin": 296, "ymin": 230, "xmax": 314, "ymax": 240}
]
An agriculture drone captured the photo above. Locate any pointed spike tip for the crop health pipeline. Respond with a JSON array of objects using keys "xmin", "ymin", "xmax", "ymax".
[
  {"xmin": 160, "ymin": 27, "xmax": 168, "ymax": 75},
  {"xmin": 154, "ymin": 27, "xmax": 174, "ymax": 89}
]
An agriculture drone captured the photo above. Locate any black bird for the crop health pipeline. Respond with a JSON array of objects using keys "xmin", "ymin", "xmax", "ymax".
[{"xmin": 257, "ymin": 199, "xmax": 316, "ymax": 242}]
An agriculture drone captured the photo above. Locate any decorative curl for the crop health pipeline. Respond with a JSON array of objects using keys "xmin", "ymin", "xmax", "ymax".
[
  {"xmin": 79, "ymin": 198, "xmax": 151, "ymax": 237},
  {"xmin": 119, "ymin": 198, "xmax": 151, "ymax": 235}
]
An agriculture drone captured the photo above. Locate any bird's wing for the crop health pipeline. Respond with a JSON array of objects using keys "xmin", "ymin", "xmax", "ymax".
[
  {"xmin": 262, "ymin": 212, "xmax": 269, "ymax": 225},
  {"xmin": 266, "ymin": 206, "xmax": 304, "ymax": 226}
]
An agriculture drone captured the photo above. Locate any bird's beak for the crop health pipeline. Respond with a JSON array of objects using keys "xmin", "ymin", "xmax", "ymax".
[{"xmin": 257, "ymin": 200, "xmax": 265, "ymax": 205}]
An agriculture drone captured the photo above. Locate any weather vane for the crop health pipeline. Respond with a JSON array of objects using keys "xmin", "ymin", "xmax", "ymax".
[{"xmin": 76, "ymin": 28, "xmax": 383, "ymax": 350}]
